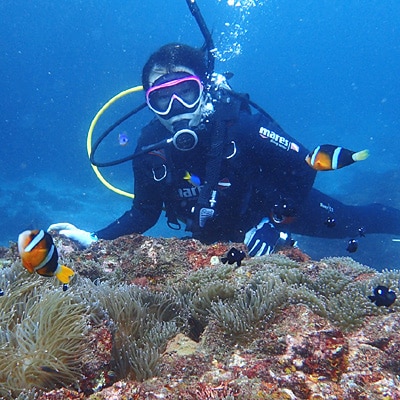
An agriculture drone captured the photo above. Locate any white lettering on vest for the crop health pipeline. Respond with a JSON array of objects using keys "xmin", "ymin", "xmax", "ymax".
[
  {"xmin": 178, "ymin": 186, "xmax": 201, "ymax": 198},
  {"xmin": 259, "ymin": 127, "xmax": 291, "ymax": 151}
]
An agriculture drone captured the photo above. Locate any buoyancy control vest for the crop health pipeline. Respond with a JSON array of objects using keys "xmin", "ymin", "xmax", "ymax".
[{"xmin": 137, "ymin": 90, "xmax": 247, "ymax": 232}]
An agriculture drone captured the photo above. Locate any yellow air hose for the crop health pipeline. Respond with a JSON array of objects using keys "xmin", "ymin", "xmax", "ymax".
[{"xmin": 86, "ymin": 85, "xmax": 144, "ymax": 199}]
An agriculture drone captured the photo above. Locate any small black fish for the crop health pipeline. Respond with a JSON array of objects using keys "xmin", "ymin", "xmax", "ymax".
[
  {"xmin": 368, "ymin": 285, "xmax": 396, "ymax": 307},
  {"xmin": 346, "ymin": 239, "xmax": 358, "ymax": 253},
  {"xmin": 0, "ymin": 289, "xmax": 4, "ymax": 296},
  {"xmin": 324, "ymin": 216, "xmax": 336, "ymax": 228},
  {"xmin": 62, "ymin": 284, "xmax": 69, "ymax": 292},
  {"xmin": 221, "ymin": 247, "xmax": 245, "ymax": 267},
  {"xmin": 358, "ymin": 227, "xmax": 366, "ymax": 237}
]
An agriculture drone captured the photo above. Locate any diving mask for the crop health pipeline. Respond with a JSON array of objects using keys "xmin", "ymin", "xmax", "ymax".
[{"xmin": 146, "ymin": 74, "xmax": 204, "ymax": 117}]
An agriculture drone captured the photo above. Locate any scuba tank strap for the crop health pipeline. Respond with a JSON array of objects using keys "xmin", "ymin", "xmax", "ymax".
[
  {"xmin": 188, "ymin": 117, "xmax": 227, "ymax": 237},
  {"xmin": 162, "ymin": 144, "xmax": 182, "ymax": 230},
  {"xmin": 197, "ymin": 117, "xmax": 226, "ymax": 206},
  {"xmin": 199, "ymin": 92, "xmax": 243, "ymax": 202}
]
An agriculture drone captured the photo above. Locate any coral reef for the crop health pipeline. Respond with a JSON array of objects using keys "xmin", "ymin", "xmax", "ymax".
[{"xmin": 0, "ymin": 233, "xmax": 400, "ymax": 399}]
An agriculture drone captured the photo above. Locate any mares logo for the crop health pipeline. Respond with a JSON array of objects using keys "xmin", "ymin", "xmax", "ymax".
[
  {"xmin": 259, "ymin": 127, "xmax": 299, "ymax": 152},
  {"xmin": 178, "ymin": 186, "xmax": 201, "ymax": 198}
]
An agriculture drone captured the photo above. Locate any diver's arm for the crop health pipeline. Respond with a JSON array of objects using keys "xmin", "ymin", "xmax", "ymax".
[
  {"xmin": 95, "ymin": 201, "xmax": 162, "ymax": 240},
  {"xmin": 245, "ymin": 112, "xmax": 316, "ymax": 207},
  {"xmin": 237, "ymin": 112, "xmax": 314, "ymax": 255},
  {"xmin": 49, "ymin": 146, "xmax": 164, "ymax": 245},
  {"xmin": 95, "ymin": 191, "xmax": 163, "ymax": 241},
  {"xmin": 49, "ymin": 198, "xmax": 162, "ymax": 246}
]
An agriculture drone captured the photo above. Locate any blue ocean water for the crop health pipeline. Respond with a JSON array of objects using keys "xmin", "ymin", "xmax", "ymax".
[{"xmin": 1, "ymin": 0, "xmax": 399, "ymax": 270}]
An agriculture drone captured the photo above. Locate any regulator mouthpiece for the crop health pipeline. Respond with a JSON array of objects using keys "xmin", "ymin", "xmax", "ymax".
[{"xmin": 171, "ymin": 121, "xmax": 198, "ymax": 151}]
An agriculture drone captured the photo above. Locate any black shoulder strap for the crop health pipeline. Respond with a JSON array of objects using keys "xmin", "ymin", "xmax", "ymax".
[
  {"xmin": 197, "ymin": 117, "xmax": 226, "ymax": 206},
  {"xmin": 197, "ymin": 92, "xmax": 243, "ymax": 206},
  {"xmin": 163, "ymin": 145, "xmax": 182, "ymax": 230}
]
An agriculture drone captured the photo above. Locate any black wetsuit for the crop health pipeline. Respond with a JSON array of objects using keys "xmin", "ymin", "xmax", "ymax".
[{"xmin": 96, "ymin": 106, "xmax": 400, "ymax": 243}]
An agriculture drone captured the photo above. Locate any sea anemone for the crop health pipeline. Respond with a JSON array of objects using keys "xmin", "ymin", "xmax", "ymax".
[
  {"xmin": 0, "ymin": 264, "xmax": 91, "ymax": 398},
  {"xmin": 209, "ymin": 275, "xmax": 288, "ymax": 339},
  {"xmin": 324, "ymin": 284, "xmax": 375, "ymax": 331},
  {"xmin": 91, "ymin": 282, "xmax": 179, "ymax": 381}
]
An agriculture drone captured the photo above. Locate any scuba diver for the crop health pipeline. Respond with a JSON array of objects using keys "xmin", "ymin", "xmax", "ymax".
[{"xmin": 49, "ymin": 42, "xmax": 400, "ymax": 256}]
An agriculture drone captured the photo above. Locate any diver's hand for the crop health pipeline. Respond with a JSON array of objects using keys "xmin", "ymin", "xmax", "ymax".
[
  {"xmin": 244, "ymin": 217, "xmax": 291, "ymax": 256},
  {"xmin": 47, "ymin": 223, "xmax": 98, "ymax": 248}
]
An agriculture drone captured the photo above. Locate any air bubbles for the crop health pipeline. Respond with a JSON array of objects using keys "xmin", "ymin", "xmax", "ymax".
[
  {"xmin": 216, "ymin": 0, "xmax": 264, "ymax": 62},
  {"xmin": 224, "ymin": 0, "xmax": 265, "ymax": 7}
]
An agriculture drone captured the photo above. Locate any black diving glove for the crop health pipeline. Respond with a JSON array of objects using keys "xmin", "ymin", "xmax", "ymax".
[{"xmin": 244, "ymin": 217, "xmax": 292, "ymax": 256}]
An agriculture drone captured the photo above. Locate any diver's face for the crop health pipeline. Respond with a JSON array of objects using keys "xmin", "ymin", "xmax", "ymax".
[{"xmin": 146, "ymin": 65, "xmax": 205, "ymax": 131}]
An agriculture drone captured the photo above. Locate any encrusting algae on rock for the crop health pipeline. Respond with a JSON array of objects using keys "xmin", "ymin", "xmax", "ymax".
[{"xmin": 0, "ymin": 234, "xmax": 400, "ymax": 399}]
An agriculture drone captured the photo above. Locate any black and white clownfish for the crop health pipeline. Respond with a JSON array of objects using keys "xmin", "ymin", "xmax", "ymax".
[
  {"xmin": 18, "ymin": 230, "xmax": 74, "ymax": 284},
  {"xmin": 305, "ymin": 144, "xmax": 369, "ymax": 171}
]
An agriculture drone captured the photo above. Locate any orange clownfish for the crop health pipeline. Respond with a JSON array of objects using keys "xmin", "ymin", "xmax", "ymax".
[
  {"xmin": 305, "ymin": 144, "xmax": 369, "ymax": 171},
  {"xmin": 18, "ymin": 230, "xmax": 74, "ymax": 284}
]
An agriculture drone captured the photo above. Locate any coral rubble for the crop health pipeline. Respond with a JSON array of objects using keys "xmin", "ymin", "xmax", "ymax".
[{"xmin": 0, "ymin": 234, "xmax": 400, "ymax": 399}]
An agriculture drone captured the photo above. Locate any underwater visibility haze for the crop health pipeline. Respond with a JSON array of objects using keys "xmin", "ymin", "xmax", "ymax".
[{"xmin": 1, "ymin": 0, "xmax": 399, "ymax": 270}]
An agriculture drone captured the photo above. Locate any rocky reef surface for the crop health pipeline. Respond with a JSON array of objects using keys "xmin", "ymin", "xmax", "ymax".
[{"xmin": 1, "ymin": 233, "xmax": 400, "ymax": 399}]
